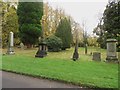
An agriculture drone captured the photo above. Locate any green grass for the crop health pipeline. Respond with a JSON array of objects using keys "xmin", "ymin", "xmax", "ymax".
[{"xmin": 2, "ymin": 47, "xmax": 118, "ymax": 88}]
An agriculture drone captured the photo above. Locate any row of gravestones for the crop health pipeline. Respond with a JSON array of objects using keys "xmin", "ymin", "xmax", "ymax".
[
  {"xmin": 92, "ymin": 39, "xmax": 119, "ymax": 63},
  {"xmin": 7, "ymin": 32, "xmax": 119, "ymax": 63}
]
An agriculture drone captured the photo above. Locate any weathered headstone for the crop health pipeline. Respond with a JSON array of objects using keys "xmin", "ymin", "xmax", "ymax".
[
  {"xmin": 7, "ymin": 32, "xmax": 15, "ymax": 55},
  {"xmin": 92, "ymin": 52, "xmax": 101, "ymax": 61},
  {"xmin": 118, "ymin": 52, "xmax": 120, "ymax": 63},
  {"xmin": 106, "ymin": 39, "xmax": 118, "ymax": 62},
  {"xmin": 20, "ymin": 42, "xmax": 24, "ymax": 50}
]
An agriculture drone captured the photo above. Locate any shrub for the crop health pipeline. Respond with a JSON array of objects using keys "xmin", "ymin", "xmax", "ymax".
[{"xmin": 45, "ymin": 35, "xmax": 62, "ymax": 52}]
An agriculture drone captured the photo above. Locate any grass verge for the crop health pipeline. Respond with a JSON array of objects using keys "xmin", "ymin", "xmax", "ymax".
[{"xmin": 2, "ymin": 47, "xmax": 118, "ymax": 88}]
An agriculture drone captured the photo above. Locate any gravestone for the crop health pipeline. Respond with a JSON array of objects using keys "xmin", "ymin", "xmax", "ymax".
[
  {"xmin": 35, "ymin": 41, "xmax": 47, "ymax": 58},
  {"xmin": 92, "ymin": 52, "xmax": 101, "ymax": 61},
  {"xmin": 106, "ymin": 39, "xmax": 118, "ymax": 62},
  {"xmin": 7, "ymin": 32, "xmax": 15, "ymax": 55},
  {"xmin": 20, "ymin": 43, "xmax": 24, "ymax": 50},
  {"xmin": 118, "ymin": 52, "xmax": 120, "ymax": 63}
]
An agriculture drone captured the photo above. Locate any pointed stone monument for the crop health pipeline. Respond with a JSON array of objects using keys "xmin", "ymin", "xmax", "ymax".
[
  {"xmin": 7, "ymin": 32, "xmax": 15, "ymax": 55},
  {"xmin": 72, "ymin": 39, "xmax": 79, "ymax": 61}
]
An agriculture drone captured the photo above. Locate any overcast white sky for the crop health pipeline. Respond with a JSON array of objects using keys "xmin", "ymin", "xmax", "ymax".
[
  {"xmin": 45, "ymin": 0, "xmax": 108, "ymax": 35},
  {"xmin": 5, "ymin": 0, "xmax": 108, "ymax": 35}
]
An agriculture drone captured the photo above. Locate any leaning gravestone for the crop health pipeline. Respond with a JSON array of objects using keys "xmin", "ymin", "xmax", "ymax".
[
  {"xmin": 106, "ymin": 39, "xmax": 118, "ymax": 63},
  {"xmin": 7, "ymin": 32, "xmax": 15, "ymax": 55},
  {"xmin": 92, "ymin": 52, "xmax": 101, "ymax": 61}
]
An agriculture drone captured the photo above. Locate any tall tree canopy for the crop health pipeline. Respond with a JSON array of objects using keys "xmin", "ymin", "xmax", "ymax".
[
  {"xmin": 2, "ymin": 2, "xmax": 19, "ymax": 48},
  {"xmin": 17, "ymin": 1, "xmax": 43, "ymax": 48},
  {"xmin": 93, "ymin": 1, "xmax": 120, "ymax": 51},
  {"xmin": 103, "ymin": 1, "xmax": 120, "ymax": 51},
  {"xmin": 42, "ymin": 3, "xmax": 66, "ymax": 38},
  {"xmin": 55, "ymin": 17, "xmax": 73, "ymax": 50}
]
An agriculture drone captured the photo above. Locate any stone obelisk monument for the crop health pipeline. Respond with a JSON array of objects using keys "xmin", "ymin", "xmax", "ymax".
[{"xmin": 7, "ymin": 31, "xmax": 15, "ymax": 55}]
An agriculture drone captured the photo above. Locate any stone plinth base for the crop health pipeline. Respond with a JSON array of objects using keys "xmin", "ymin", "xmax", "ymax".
[
  {"xmin": 72, "ymin": 51, "xmax": 79, "ymax": 61},
  {"xmin": 106, "ymin": 56, "xmax": 118, "ymax": 63},
  {"xmin": 7, "ymin": 51, "xmax": 15, "ymax": 55},
  {"xmin": 7, "ymin": 46, "xmax": 15, "ymax": 55},
  {"xmin": 35, "ymin": 50, "xmax": 47, "ymax": 58}
]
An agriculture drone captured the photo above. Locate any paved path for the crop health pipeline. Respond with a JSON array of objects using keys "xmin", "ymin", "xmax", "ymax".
[{"xmin": 2, "ymin": 71, "xmax": 82, "ymax": 88}]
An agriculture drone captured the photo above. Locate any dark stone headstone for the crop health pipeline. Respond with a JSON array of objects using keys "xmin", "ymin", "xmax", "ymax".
[
  {"xmin": 92, "ymin": 52, "xmax": 101, "ymax": 61},
  {"xmin": 35, "ymin": 42, "xmax": 47, "ymax": 58}
]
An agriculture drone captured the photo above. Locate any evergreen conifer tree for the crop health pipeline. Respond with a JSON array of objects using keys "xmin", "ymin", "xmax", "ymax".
[
  {"xmin": 55, "ymin": 17, "xmax": 72, "ymax": 50},
  {"xmin": 17, "ymin": 1, "xmax": 43, "ymax": 48}
]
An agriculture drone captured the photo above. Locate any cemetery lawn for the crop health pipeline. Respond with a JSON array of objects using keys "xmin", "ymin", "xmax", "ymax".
[{"xmin": 2, "ymin": 47, "xmax": 118, "ymax": 88}]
